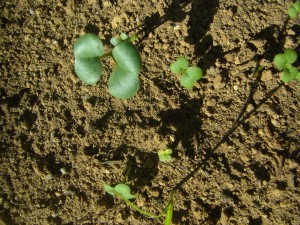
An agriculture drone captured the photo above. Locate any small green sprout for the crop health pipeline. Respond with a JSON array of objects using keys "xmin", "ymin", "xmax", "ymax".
[
  {"xmin": 103, "ymin": 183, "xmax": 174, "ymax": 225},
  {"xmin": 74, "ymin": 33, "xmax": 141, "ymax": 99},
  {"xmin": 170, "ymin": 56, "xmax": 203, "ymax": 89},
  {"xmin": 158, "ymin": 149, "xmax": 172, "ymax": 162},
  {"xmin": 274, "ymin": 49, "xmax": 300, "ymax": 83},
  {"xmin": 288, "ymin": 1, "xmax": 300, "ymax": 18},
  {"xmin": 250, "ymin": 64, "xmax": 264, "ymax": 78},
  {"xmin": 104, "ymin": 183, "xmax": 137, "ymax": 199}
]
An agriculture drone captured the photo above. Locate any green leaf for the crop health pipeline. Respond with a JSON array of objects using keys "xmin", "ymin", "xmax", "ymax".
[
  {"xmin": 110, "ymin": 37, "xmax": 121, "ymax": 46},
  {"xmin": 296, "ymin": 72, "xmax": 300, "ymax": 82},
  {"xmin": 109, "ymin": 41, "xmax": 142, "ymax": 99},
  {"xmin": 284, "ymin": 49, "xmax": 297, "ymax": 64},
  {"xmin": 164, "ymin": 197, "xmax": 174, "ymax": 225},
  {"xmin": 103, "ymin": 184, "xmax": 116, "ymax": 196},
  {"xmin": 288, "ymin": 6, "xmax": 298, "ymax": 18},
  {"xmin": 180, "ymin": 75, "xmax": 195, "ymax": 89},
  {"xmin": 170, "ymin": 57, "xmax": 189, "ymax": 75},
  {"xmin": 108, "ymin": 67, "xmax": 140, "ymax": 99},
  {"xmin": 179, "ymin": 66, "xmax": 203, "ymax": 89},
  {"xmin": 294, "ymin": 2, "xmax": 300, "ymax": 12},
  {"xmin": 74, "ymin": 33, "xmax": 104, "ymax": 84},
  {"xmin": 120, "ymin": 33, "xmax": 128, "ymax": 40},
  {"xmin": 274, "ymin": 53, "xmax": 287, "ymax": 70},
  {"xmin": 288, "ymin": 67, "xmax": 299, "ymax": 78},
  {"xmin": 281, "ymin": 68, "xmax": 296, "ymax": 83},
  {"xmin": 186, "ymin": 67, "xmax": 203, "ymax": 80},
  {"xmin": 158, "ymin": 149, "xmax": 172, "ymax": 162},
  {"xmin": 74, "ymin": 58, "xmax": 103, "ymax": 84},
  {"xmin": 74, "ymin": 33, "xmax": 104, "ymax": 58},
  {"xmin": 129, "ymin": 34, "xmax": 138, "ymax": 42},
  {"xmin": 114, "ymin": 184, "xmax": 137, "ymax": 200}
]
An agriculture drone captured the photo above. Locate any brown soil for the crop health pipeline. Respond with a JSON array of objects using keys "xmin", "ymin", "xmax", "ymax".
[{"xmin": 1, "ymin": 0, "xmax": 300, "ymax": 224}]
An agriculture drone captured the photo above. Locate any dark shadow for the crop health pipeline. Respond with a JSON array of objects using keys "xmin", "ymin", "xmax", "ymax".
[
  {"xmin": 35, "ymin": 152, "xmax": 72, "ymax": 177},
  {"xmin": 194, "ymin": 197, "xmax": 222, "ymax": 225},
  {"xmin": 172, "ymin": 78, "xmax": 284, "ymax": 191},
  {"xmin": 250, "ymin": 162, "xmax": 271, "ymax": 181},
  {"xmin": 136, "ymin": 0, "xmax": 225, "ymax": 74},
  {"xmin": 84, "ymin": 23, "xmax": 100, "ymax": 35},
  {"xmin": 186, "ymin": 0, "xmax": 228, "ymax": 75},
  {"xmin": 91, "ymin": 110, "xmax": 116, "ymax": 132},
  {"xmin": 251, "ymin": 23, "xmax": 287, "ymax": 62},
  {"xmin": 158, "ymin": 98, "xmax": 203, "ymax": 158},
  {"xmin": 123, "ymin": 149, "xmax": 159, "ymax": 189},
  {"xmin": 249, "ymin": 217, "xmax": 263, "ymax": 225},
  {"xmin": 135, "ymin": 0, "xmax": 191, "ymax": 42},
  {"xmin": 244, "ymin": 17, "xmax": 294, "ymax": 66},
  {"xmin": 95, "ymin": 144, "xmax": 159, "ymax": 189}
]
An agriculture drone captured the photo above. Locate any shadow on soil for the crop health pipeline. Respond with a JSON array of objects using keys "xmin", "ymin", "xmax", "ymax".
[
  {"xmin": 171, "ymin": 77, "xmax": 284, "ymax": 224},
  {"xmin": 169, "ymin": 14, "xmax": 300, "ymax": 223},
  {"xmin": 136, "ymin": 0, "xmax": 231, "ymax": 75},
  {"xmin": 158, "ymin": 98, "xmax": 204, "ymax": 158}
]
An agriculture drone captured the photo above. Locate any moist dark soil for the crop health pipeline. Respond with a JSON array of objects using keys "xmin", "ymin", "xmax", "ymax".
[{"xmin": 1, "ymin": 0, "xmax": 300, "ymax": 224}]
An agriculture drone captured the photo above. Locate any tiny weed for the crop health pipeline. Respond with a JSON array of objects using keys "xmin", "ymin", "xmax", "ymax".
[
  {"xmin": 170, "ymin": 56, "xmax": 203, "ymax": 89},
  {"xmin": 158, "ymin": 149, "xmax": 172, "ymax": 162},
  {"xmin": 74, "ymin": 33, "xmax": 141, "ymax": 99},
  {"xmin": 274, "ymin": 49, "xmax": 300, "ymax": 83}
]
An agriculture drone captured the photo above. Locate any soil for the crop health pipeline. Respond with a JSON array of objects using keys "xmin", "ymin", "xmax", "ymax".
[{"xmin": 1, "ymin": 0, "xmax": 300, "ymax": 224}]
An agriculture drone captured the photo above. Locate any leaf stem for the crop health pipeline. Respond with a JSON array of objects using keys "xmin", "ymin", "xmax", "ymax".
[{"xmin": 116, "ymin": 192, "xmax": 164, "ymax": 218}]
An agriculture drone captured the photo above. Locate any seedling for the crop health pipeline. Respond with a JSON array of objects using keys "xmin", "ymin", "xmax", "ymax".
[
  {"xmin": 170, "ymin": 56, "xmax": 203, "ymax": 89},
  {"xmin": 74, "ymin": 33, "xmax": 142, "ymax": 99},
  {"xmin": 274, "ymin": 49, "xmax": 300, "ymax": 83},
  {"xmin": 103, "ymin": 183, "xmax": 174, "ymax": 225},
  {"xmin": 158, "ymin": 149, "xmax": 172, "ymax": 162},
  {"xmin": 288, "ymin": 1, "xmax": 300, "ymax": 18},
  {"xmin": 250, "ymin": 64, "xmax": 264, "ymax": 78}
]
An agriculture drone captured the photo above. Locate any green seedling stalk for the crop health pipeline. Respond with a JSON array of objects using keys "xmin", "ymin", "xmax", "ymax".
[
  {"xmin": 118, "ymin": 193, "xmax": 165, "ymax": 219},
  {"xmin": 106, "ymin": 186, "xmax": 173, "ymax": 220},
  {"xmin": 164, "ymin": 192, "xmax": 174, "ymax": 225},
  {"xmin": 104, "ymin": 179, "xmax": 174, "ymax": 223}
]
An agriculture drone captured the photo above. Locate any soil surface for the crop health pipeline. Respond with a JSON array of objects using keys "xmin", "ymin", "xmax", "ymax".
[{"xmin": 1, "ymin": 0, "xmax": 300, "ymax": 224}]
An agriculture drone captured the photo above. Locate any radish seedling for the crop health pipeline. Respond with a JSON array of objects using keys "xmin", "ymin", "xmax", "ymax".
[
  {"xmin": 158, "ymin": 149, "xmax": 172, "ymax": 162},
  {"xmin": 274, "ymin": 49, "xmax": 300, "ymax": 83},
  {"xmin": 74, "ymin": 33, "xmax": 141, "ymax": 99},
  {"xmin": 103, "ymin": 183, "xmax": 174, "ymax": 225},
  {"xmin": 170, "ymin": 56, "xmax": 203, "ymax": 89}
]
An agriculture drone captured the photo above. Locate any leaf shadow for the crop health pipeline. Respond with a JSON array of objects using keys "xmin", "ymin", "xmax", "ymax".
[{"xmin": 158, "ymin": 98, "xmax": 204, "ymax": 158}]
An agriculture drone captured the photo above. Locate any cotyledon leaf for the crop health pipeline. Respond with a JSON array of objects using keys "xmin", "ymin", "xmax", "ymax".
[
  {"xmin": 74, "ymin": 33, "xmax": 104, "ymax": 84},
  {"xmin": 108, "ymin": 41, "xmax": 142, "ymax": 99}
]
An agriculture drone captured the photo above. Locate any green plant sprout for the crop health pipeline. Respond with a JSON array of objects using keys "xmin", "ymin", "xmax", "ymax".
[
  {"xmin": 170, "ymin": 56, "xmax": 203, "ymax": 89},
  {"xmin": 250, "ymin": 64, "xmax": 264, "ymax": 78},
  {"xmin": 273, "ymin": 49, "xmax": 300, "ymax": 83},
  {"xmin": 74, "ymin": 33, "xmax": 141, "ymax": 99},
  {"xmin": 158, "ymin": 149, "xmax": 172, "ymax": 162},
  {"xmin": 103, "ymin": 183, "xmax": 174, "ymax": 225},
  {"xmin": 288, "ymin": 1, "xmax": 300, "ymax": 18}
]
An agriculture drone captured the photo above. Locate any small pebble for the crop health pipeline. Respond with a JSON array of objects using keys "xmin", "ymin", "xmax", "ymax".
[
  {"xmin": 29, "ymin": 8, "xmax": 35, "ymax": 15},
  {"xmin": 60, "ymin": 167, "xmax": 67, "ymax": 175}
]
